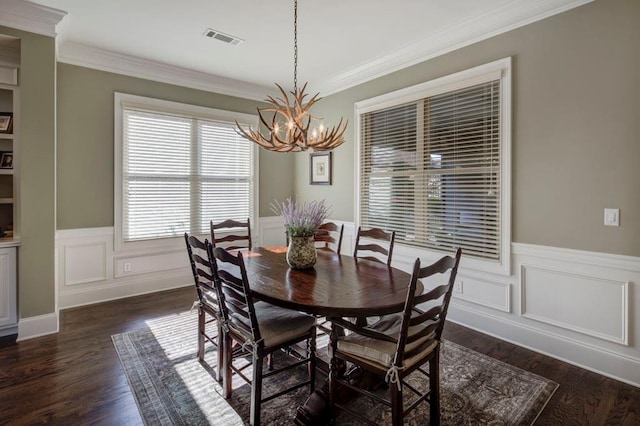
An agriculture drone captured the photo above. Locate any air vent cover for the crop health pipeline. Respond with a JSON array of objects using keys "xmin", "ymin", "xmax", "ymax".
[{"xmin": 203, "ymin": 28, "xmax": 244, "ymax": 46}]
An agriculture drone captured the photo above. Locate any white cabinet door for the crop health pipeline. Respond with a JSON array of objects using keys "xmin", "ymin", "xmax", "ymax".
[{"xmin": 0, "ymin": 247, "xmax": 17, "ymax": 335}]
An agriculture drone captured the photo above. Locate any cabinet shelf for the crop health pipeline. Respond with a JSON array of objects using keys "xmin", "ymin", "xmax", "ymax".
[
  {"xmin": 0, "ymin": 169, "xmax": 13, "ymax": 175},
  {"xmin": 0, "ymin": 134, "xmax": 13, "ymax": 140},
  {"xmin": 0, "ymin": 198, "xmax": 13, "ymax": 204}
]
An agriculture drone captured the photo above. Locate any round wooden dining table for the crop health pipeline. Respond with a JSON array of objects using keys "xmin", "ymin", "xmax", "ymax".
[
  {"xmin": 242, "ymin": 246, "xmax": 415, "ymax": 318},
  {"xmin": 240, "ymin": 246, "xmax": 419, "ymax": 425}
]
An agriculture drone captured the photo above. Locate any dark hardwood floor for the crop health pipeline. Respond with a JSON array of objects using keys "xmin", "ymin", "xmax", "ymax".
[{"xmin": 1, "ymin": 287, "xmax": 638, "ymax": 425}]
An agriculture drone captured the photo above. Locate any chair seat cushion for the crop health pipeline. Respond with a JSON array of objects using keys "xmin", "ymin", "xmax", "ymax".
[
  {"xmin": 229, "ymin": 301, "xmax": 315, "ymax": 348},
  {"xmin": 337, "ymin": 313, "xmax": 437, "ymax": 369}
]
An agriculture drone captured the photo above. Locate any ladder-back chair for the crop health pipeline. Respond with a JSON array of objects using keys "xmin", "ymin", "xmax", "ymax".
[
  {"xmin": 353, "ymin": 226, "xmax": 396, "ymax": 266},
  {"xmin": 184, "ymin": 233, "xmax": 224, "ymax": 382},
  {"xmin": 211, "ymin": 246, "xmax": 317, "ymax": 426},
  {"xmin": 210, "ymin": 218, "xmax": 252, "ymax": 251},
  {"xmin": 329, "ymin": 248, "xmax": 462, "ymax": 425}
]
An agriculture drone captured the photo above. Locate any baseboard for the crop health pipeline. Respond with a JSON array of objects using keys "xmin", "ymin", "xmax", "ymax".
[
  {"xmin": 0, "ymin": 325, "xmax": 17, "ymax": 338},
  {"xmin": 17, "ymin": 312, "xmax": 59, "ymax": 341}
]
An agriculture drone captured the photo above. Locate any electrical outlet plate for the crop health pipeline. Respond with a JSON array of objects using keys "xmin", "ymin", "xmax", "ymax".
[{"xmin": 604, "ymin": 208, "xmax": 620, "ymax": 226}]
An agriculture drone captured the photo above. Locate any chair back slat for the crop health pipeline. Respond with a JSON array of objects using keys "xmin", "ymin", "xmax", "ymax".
[
  {"xmin": 419, "ymin": 254, "xmax": 458, "ymax": 277},
  {"xmin": 195, "ymin": 265, "xmax": 213, "ymax": 282},
  {"xmin": 405, "ymin": 321, "xmax": 438, "ymax": 345},
  {"xmin": 353, "ymin": 226, "xmax": 396, "ymax": 266},
  {"xmin": 408, "ymin": 305, "xmax": 443, "ymax": 327},
  {"xmin": 414, "ymin": 283, "xmax": 450, "ymax": 306},
  {"xmin": 211, "ymin": 246, "xmax": 261, "ymax": 343},
  {"xmin": 211, "ymin": 218, "xmax": 252, "ymax": 251},
  {"xmin": 185, "ymin": 233, "xmax": 221, "ymax": 316},
  {"xmin": 357, "ymin": 243, "xmax": 389, "ymax": 256},
  {"xmin": 393, "ymin": 248, "xmax": 462, "ymax": 367},
  {"xmin": 314, "ymin": 222, "xmax": 344, "ymax": 254}
]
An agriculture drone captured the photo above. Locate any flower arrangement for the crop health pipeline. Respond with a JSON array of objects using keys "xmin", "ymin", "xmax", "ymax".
[{"xmin": 271, "ymin": 198, "xmax": 330, "ymax": 238}]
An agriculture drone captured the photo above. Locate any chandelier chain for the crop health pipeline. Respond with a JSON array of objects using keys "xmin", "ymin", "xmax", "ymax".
[{"xmin": 294, "ymin": 0, "xmax": 298, "ymax": 93}]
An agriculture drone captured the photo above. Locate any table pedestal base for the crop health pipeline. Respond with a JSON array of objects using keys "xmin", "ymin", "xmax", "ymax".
[{"xmin": 294, "ymin": 366, "xmax": 386, "ymax": 425}]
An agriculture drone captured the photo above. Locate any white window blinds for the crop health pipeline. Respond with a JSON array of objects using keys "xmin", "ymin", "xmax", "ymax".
[
  {"xmin": 360, "ymin": 79, "xmax": 502, "ymax": 260},
  {"xmin": 122, "ymin": 108, "xmax": 254, "ymax": 243}
]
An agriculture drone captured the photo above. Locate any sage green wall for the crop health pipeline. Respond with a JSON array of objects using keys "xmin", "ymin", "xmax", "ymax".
[
  {"xmin": 0, "ymin": 26, "xmax": 56, "ymax": 318},
  {"xmin": 56, "ymin": 64, "xmax": 293, "ymax": 228},
  {"xmin": 295, "ymin": 0, "xmax": 640, "ymax": 257}
]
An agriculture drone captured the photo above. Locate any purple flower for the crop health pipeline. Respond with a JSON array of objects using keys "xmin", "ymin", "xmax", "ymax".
[{"xmin": 271, "ymin": 198, "xmax": 331, "ymax": 237}]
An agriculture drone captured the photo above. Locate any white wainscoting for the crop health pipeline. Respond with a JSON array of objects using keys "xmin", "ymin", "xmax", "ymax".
[
  {"xmin": 53, "ymin": 224, "xmax": 640, "ymax": 387},
  {"xmin": 447, "ymin": 243, "xmax": 640, "ymax": 388},
  {"xmin": 56, "ymin": 227, "xmax": 192, "ymax": 310},
  {"xmin": 521, "ymin": 265, "xmax": 628, "ymax": 345}
]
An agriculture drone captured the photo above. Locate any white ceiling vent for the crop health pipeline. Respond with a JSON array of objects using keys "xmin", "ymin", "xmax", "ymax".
[{"xmin": 203, "ymin": 28, "xmax": 244, "ymax": 46}]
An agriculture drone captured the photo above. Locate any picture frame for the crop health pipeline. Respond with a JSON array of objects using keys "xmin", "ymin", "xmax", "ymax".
[
  {"xmin": 310, "ymin": 151, "xmax": 332, "ymax": 185},
  {"xmin": 0, "ymin": 113, "xmax": 13, "ymax": 134},
  {"xmin": 0, "ymin": 152, "xmax": 13, "ymax": 169}
]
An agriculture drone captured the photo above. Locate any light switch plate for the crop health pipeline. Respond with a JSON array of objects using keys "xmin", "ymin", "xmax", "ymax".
[{"xmin": 604, "ymin": 208, "xmax": 620, "ymax": 226}]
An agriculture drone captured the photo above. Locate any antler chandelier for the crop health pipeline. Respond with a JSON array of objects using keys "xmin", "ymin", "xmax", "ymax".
[{"xmin": 235, "ymin": 0, "xmax": 347, "ymax": 152}]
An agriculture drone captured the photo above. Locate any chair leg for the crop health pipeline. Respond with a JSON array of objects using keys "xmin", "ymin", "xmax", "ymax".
[
  {"xmin": 251, "ymin": 350, "xmax": 264, "ymax": 426},
  {"xmin": 222, "ymin": 332, "xmax": 233, "ymax": 399},
  {"xmin": 215, "ymin": 321, "xmax": 223, "ymax": 383},
  {"xmin": 430, "ymin": 348, "xmax": 441, "ymax": 426},
  {"xmin": 197, "ymin": 307, "xmax": 205, "ymax": 361},
  {"xmin": 390, "ymin": 381, "xmax": 403, "ymax": 426},
  {"xmin": 308, "ymin": 329, "xmax": 316, "ymax": 393},
  {"xmin": 328, "ymin": 323, "xmax": 343, "ymax": 421},
  {"xmin": 328, "ymin": 357, "xmax": 338, "ymax": 421}
]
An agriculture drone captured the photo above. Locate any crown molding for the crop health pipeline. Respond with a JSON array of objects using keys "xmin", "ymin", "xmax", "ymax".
[
  {"xmin": 57, "ymin": 42, "xmax": 270, "ymax": 101},
  {"xmin": 318, "ymin": 0, "xmax": 594, "ymax": 95},
  {"xmin": 0, "ymin": 0, "xmax": 66, "ymax": 38},
  {"xmin": 0, "ymin": 0, "xmax": 594, "ymax": 99}
]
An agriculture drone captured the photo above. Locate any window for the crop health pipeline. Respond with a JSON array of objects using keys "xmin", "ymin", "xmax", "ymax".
[
  {"xmin": 356, "ymin": 58, "xmax": 511, "ymax": 274},
  {"xmin": 115, "ymin": 93, "xmax": 258, "ymax": 251}
]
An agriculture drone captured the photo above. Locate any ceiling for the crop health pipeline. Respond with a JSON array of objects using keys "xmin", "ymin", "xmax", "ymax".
[{"xmin": 22, "ymin": 0, "xmax": 590, "ymax": 98}]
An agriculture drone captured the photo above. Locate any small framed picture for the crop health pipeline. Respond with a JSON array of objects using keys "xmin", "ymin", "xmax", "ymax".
[
  {"xmin": 0, "ymin": 113, "xmax": 12, "ymax": 133},
  {"xmin": 0, "ymin": 152, "xmax": 13, "ymax": 169},
  {"xmin": 310, "ymin": 152, "xmax": 332, "ymax": 185}
]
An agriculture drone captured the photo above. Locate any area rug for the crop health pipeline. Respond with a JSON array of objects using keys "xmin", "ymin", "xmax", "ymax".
[{"xmin": 113, "ymin": 311, "xmax": 557, "ymax": 425}]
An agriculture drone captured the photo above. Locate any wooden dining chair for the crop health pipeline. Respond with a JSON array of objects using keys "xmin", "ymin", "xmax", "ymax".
[
  {"xmin": 210, "ymin": 218, "xmax": 252, "ymax": 251},
  {"xmin": 329, "ymin": 248, "xmax": 462, "ymax": 426},
  {"xmin": 314, "ymin": 222, "xmax": 344, "ymax": 254},
  {"xmin": 184, "ymin": 233, "xmax": 224, "ymax": 382},
  {"xmin": 310, "ymin": 222, "xmax": 344, "ymax": 337},
  {"xmin": 353, "ymin": 226, "xmax": 396, "ymax": 266},
  {"xmin": 211, "ymin": 245, "xmax": 317, "ymax": 426}
]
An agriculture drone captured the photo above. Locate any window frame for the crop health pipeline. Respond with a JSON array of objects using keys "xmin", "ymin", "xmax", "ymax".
[
  {"xmin": 114, "ymin": 92, "xmax": 258, "ymax": 254},
  {"xmin": 355, "ymin": 57, "xmax": 511, "ymax": 275}
]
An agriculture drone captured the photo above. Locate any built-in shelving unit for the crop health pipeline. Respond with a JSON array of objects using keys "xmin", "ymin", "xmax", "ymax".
[
  {"xmin": 0, "ymin": 83, "xmax": 17, "ymax": 241},
  {"xmin": 0, "ymin": 34, "xmax": 19, "ymax": 338}
]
